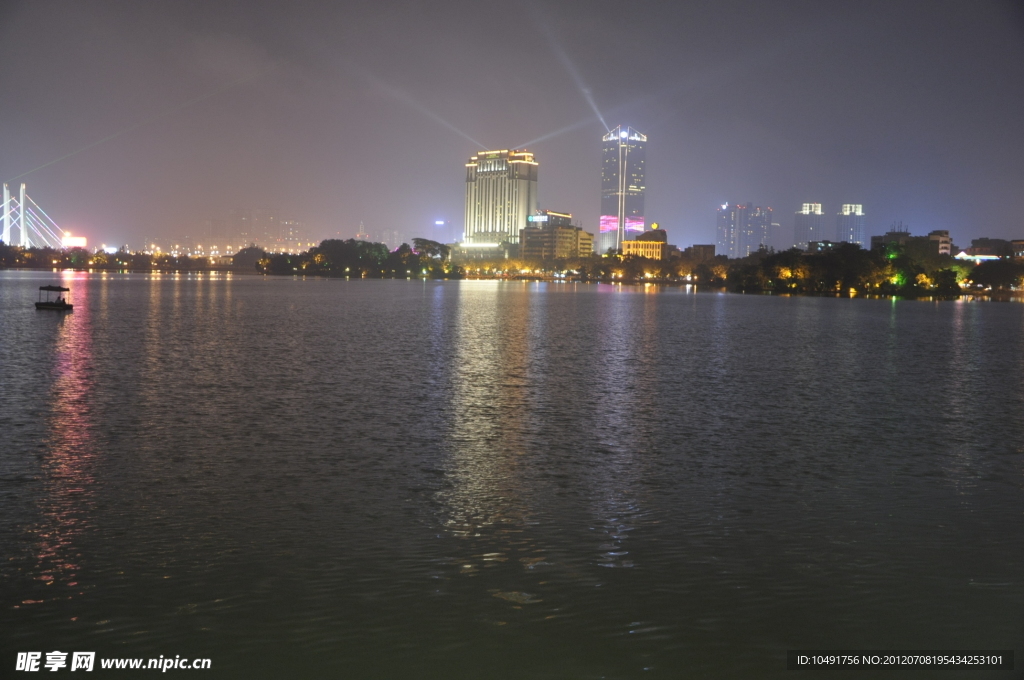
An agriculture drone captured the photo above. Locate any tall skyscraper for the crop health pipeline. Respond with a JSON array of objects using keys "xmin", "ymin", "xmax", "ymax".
[
  {"xmin": 793, "ymin": 203, "xmax": 826, "ymax": 250},
  {"xmin": 835, "ymin": 204, "xmax": 865, "ymax": 245},
  {"xmin": 599, "ymin": 126, "xmax": 646, "ymax": 254},
  {"xmin": 463, "ymin": 149, "xmax": 538, "ymax": 244},
  {"xmin": 716, "ymin": 203, "xmax": 773, "ymax": 258}
]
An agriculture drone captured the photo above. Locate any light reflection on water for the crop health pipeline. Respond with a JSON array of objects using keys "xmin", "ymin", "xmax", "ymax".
[
  {"xmin": 27, "ymin": 282, "xmax": 96, "ymax": 609},
  {"xmin": 1, "ymin": 272, "xmax": 1023, "ymax": 679},
  {"xmin": 442, "ymin": 282, "xmax": 532, "ymax": 544}
]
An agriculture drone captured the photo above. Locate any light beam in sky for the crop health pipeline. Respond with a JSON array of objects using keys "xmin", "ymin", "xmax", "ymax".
[
  {"xmin": 341, "ymin": 60, "xmax": 485, "ymax": 149},
  {"xmin": 516, "ymin": 115, "xmax": 603, "ymax": 148},
  {"xmin": 529, "ymin": 4, "xmax": 610, "ymax": 132}
]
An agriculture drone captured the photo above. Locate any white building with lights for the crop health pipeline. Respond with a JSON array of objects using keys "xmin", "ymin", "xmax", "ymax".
[
  {"xmin": 794, "ymin": 203, "xmax": 826, "ymax": 250},
  {"xmin": 835, "ymin": 204, "xmax": 866, "ymax": 246},
  {"xmin": 463, "ymin": 149, "xmax": 538, "ymax": 246}
]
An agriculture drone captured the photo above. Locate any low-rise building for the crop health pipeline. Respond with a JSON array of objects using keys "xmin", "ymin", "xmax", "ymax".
[
  {"xmin": 622, "ymin": 240, "xmax": 667, "ymax": 259},
  {"xmin": 520, "ymin": 211, "xmax": 594, "ymax": 260},
  {"xmin": 684, "ymin": 244, "xmax": 715, "ymax": 261},
  {"xmin": 622, "ymin": 225, "xmax": 674, "ymax": 260},
  {"xmin": 870, "ymin": 226, "xmax": 912, "ymax": 250},
  {"xmin": 807, "ymin": 240, "xmax": 839, "ymax": 253},
  {"xmin": 963, "ymin": 238, "xmax": 1013, "ymax": 257}
]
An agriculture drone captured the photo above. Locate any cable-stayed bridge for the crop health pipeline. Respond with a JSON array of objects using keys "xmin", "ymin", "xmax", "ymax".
[{"xmin": 2, "ymin": 183, "xmax": 67, "ymax": 249}]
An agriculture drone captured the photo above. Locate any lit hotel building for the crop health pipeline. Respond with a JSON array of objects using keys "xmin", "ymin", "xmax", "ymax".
[
  {"xmin": 599, "ymin": 126, "xmax": 646, "ymax": 254},
  {"xmin": 463, "ymin": 149, "xmax": 538, "ymax": 245},
  {"xmin": 794, "ymin": 203, "xmax": 826, "ymax": 250},
  {"xmin": 835, "ymin": 204, "xmax": 866, "ymax": 245}
]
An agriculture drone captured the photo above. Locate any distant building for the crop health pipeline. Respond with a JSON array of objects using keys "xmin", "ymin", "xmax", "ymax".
[
  {"xmin": 277, "ymin": 219, "xmax": 308, "ymax": 253},
  {"xmin": 871, "ymin": 225, "xmax": 956, "ymax": 261},
  {"xmin": 870, "ymin": 223, "xmax": 912, "ymax": 250},
  {"xmin": 599, "ymin": 126, "xmax": 647, "ymax": 253},
  {"xmin": 376, "ymin": 229, "xmax": 401, "ymax": 250},
  {"xmin": 252, "ymin": 209, "xmax": 278, "ymax": 245},
  {"xmin": 228, "ymin": 208, "xmax": 252, "ymax": 246},
  {"xmin": 964, "ymin": 237, "xmax": 1012, "ymax": 257},
  {"xmin": 355, "ymin": 222, "xmax": 370, "ymax": 240},
  {"xmin": 464, "ymin": 149, "xmax": 538, "ymax": 245},
  {"xmin": 794, "ymin": 203, "xmax": 826, "ymax": 250},
  {"xmin": 807, "ymin": 240, "xmax": 839, "ymax": 253},
  {"xmin": 716, "ymin": 203, "xmax": 772, "ymax": 258},
  {"xmin": 684, "ymin": 244, "xmax": 716, "ymax": 262},
  {"xmin": 225, "ymin": 208, "xmax": 278, "ymax": 248},
  {"xmin": 1012, "ymin": 240, "xmax": 1024, "ymax": 258},
  {"xmin": 203, "ymin": 217, "xmax": 226, "ymax": 244},
  {"xmin": 835, "ymin": 204, "xmax": 866, "ymax": 245},
  {"xmin": 520, "ymin": 211, "xmax": 594, "ymax": 260},
  {"xmin": 769, "ymin": 221, "xmax": 783, "ymax": 250}
]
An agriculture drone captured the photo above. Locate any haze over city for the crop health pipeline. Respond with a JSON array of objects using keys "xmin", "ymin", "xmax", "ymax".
[{"xmin": 1, "ymin": 0, "xmax": 1022, "ymax": 249}]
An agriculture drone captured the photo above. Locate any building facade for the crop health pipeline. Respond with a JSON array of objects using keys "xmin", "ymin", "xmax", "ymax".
[
  {"xmin": 794, "ymin": 203, "xmax": 826, "ymax": 250},
  {"xmin": 927, "ymin": 230, "xmax": 952, "ymax": 255},
  {"xmin": 685, "ymin": 244, "xmax": 716, "ymax": 262},
  {"xmin": 520, "ymin": 211, "xmax": 594, "ymax": 260},
  {"xmin": 622, "ymin": 240, "xmax": 666, "ymax": 259},
  {"xmin": 835, "ymin": 204, "xmax": 866, "ymax": 245},
  {"xmin": 463, "ymin": 149, "xmax": 538, "ymax": 245},
  {"xmin": 716, "ymin": 203, "xmax": 773, "ymax": 258},
  {"xmin": 599, "ymin": 126, "xmax": 647, "ymax": 254},
  {"xmin": 622, "ymin": 226, "xmax": 672, "ymax": 260}
]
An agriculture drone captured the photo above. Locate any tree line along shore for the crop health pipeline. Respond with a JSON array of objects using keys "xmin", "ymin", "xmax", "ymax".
[{"xmin": 3, "ymin": 237, "xmax": 1023, "ymax": 297}]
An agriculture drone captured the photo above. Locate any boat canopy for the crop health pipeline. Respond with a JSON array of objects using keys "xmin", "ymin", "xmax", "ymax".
[{"xmin": 39, "ymin": 285, "xmax": 70, "ymax": 292}]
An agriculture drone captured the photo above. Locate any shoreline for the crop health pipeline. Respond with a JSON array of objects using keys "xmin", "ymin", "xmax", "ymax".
[{"xmin": 5, "ymin": 266, "xmax": 1022, "ymax": 301}]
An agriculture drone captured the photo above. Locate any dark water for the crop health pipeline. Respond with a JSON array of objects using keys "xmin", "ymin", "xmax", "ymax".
[{"xmin": 2, "ymin": 270, "xmax": 1022, "ymax": 679}]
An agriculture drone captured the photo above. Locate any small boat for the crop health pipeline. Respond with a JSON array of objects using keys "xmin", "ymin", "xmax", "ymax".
[{"xmin": 35, "ymin": 285, "xmax": 73, "ymax": 311}]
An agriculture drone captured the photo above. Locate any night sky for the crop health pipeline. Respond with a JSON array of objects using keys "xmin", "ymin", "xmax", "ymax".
[{"xmin": 1, "ymin": 0, "xmax": 1022, "ymax": 250}]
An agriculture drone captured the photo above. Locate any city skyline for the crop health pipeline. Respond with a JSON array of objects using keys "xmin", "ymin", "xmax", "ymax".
[{"xmin": 0, "ymin": 1, "xmax": 1022, "ymax": 250}]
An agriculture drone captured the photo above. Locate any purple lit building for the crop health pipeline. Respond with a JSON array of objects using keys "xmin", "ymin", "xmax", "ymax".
[{"xmin": 599, "ymin": 126, "xmax": 646, "ymax": 254}]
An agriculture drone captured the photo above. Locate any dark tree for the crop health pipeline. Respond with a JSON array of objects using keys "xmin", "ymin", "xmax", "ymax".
[
  {"xmin": 968, "ymin": 259, "xmax": 1024, "ymax": 289},
  {"xmin": 233, "ymin": 246, "xmax": 268, "ymax": 272}
]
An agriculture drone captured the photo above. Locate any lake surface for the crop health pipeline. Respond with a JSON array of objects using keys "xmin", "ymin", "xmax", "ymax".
[{"xmin": 2, "ymin": 270, "xmax": 1022, "ymax": 679}]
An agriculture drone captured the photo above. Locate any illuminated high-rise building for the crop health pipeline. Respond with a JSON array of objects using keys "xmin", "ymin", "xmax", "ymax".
[
  {"xmin": 599, "ymin": 126, "xmax": 646, "ymax": 254},
  {"xmin": 835, "ymin": 204, "xmax": 865, "ymax": 245},
  {"xmin": 463, "ymin": 149, "xmax": 538, "ymax": 245},
  {"xmin": 716, "ymin": 203, "xmax": 773, "ymax": 258},
  {"xmin": 793, "ymin": 203, "xmax": 826, "ymax": 250}
]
